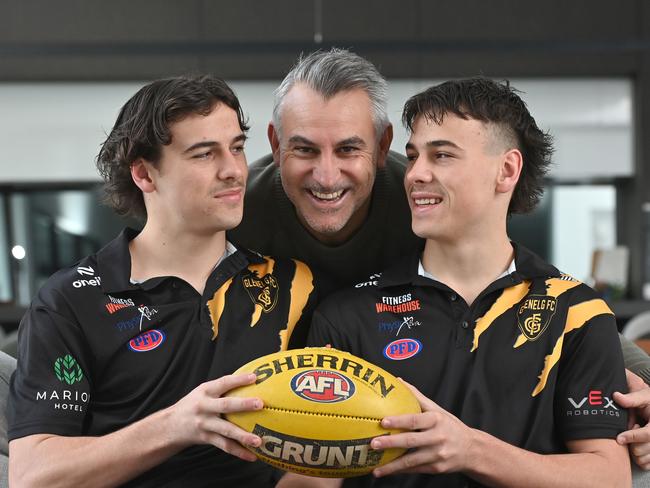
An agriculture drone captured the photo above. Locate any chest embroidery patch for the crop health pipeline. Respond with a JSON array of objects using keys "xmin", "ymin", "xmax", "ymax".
[
  {"xmin": 242, "ymin": 272, "xmax": 279, "ymax": 313},
  {"xmin": 517, "ymin": 294, "xmax": 557, "ymax": 341}
]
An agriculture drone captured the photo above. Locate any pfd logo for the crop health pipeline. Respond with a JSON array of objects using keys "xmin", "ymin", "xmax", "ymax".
[
  {"xmin": 517, "ymin": 294, "xmax": 557, "ymax": 341},
  {"xmin": 242, "ymin": 272, "xmax": 279, "ymax": 313},
  {"xmin": 291, "ymin": 370, "xmax": 355, "ymax": 403},
  {"xmin": 383, "ymin": 338, "xmax": 422, "ymax": 360},
  {"xmin": 128, "ymin": 329, "xmax": 165, "ymax": 352}
]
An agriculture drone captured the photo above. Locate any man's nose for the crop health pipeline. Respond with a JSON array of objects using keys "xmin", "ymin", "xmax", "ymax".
[{"xmin": 312, "ymin": 153, "xmax": 340, "ymax": 188}]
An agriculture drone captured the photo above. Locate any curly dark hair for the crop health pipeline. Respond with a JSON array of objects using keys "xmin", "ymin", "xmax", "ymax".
[
  {"xmin": 96, "ymin": 75, "xmax": 249, "ymax": 220},
  {"xmin": 402, "ymin": 77, "xmax": 553, "ymax": 214}
]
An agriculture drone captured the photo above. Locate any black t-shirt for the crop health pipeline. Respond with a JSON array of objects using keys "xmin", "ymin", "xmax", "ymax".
[
  {"xmin": 9, "ymin": 228, "xmax": 318, "ymax": 487},
  {"xmin": 307, "ymin": 243, "xmax": 628, "ymax": 488}
]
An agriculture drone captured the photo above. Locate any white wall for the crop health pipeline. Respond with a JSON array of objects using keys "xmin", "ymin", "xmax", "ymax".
[
  {"xmin": 0, "ymin": 79, "xmax": 633, "ymax": 182},
  {"xmin": 552, "ymin": 185, "xmax": 617, "ymax": 281}
]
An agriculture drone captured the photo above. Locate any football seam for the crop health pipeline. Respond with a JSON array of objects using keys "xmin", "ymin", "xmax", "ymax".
[{"xmin": 264, "ymin": 405, "xmax": 381, "ymax": 422}]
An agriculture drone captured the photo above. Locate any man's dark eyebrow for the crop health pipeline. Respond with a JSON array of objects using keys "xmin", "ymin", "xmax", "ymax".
[
  {"xmin": 287, "ymin": 135, "xmax": 316, "ymax": 146},
  {"xmin": 232, "ymin": 133, "xmax": 248, "ymax": 145},
  {"xmin": 425, "ymin": 139, "xmax": 462, "ymax": 150},
  {"xmin": 183, "ymin": 141, "xmax": 217, "ymax": 154},
  {"xmin": 183, "ymin": 133, "xmax": 247, "ymax": 154}
]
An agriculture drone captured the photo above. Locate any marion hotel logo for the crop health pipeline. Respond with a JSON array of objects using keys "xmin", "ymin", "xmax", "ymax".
[{"xmin": 36, "ymin": 354, "xmax": 90, "ymax": 412}]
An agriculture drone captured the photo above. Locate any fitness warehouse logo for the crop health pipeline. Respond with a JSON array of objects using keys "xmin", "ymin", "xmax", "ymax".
[
  {"xmin": 375, "ymin": 294, "xmax": 421, "ymax": 314},
  {"xmin": 36, "ymin": 354, "xmax": 90, "ymax": 413},
  {"xmin": 566, "ymin": 390, "xmax": 620, "ymax": 418},
  {"xmin": 72, "ymin": 266, "xmax": 101, "ymax": 289},
  {"xmin": 517, "ymin": 295, "xmax": 556, "ymax": 341}
]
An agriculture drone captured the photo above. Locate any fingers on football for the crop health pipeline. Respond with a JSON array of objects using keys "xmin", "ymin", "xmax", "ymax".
[
  {"xmin": 381, "ymin": 410, "xmax": 437, "ymax": 432},
  {"xmin": 210, "ymin": 395, "xmax": 263, "ymax": 414},
  {"xmin": 398, "ymin": 379, "xmax": 437, "ymax": 411},
  {"xmin": 373, "ymin": 449, "xmax": 437, "ymax": 477},
  {"xmin": 200, "ymin": 416, "xmax": 262, "ymax": 448},
  {"xmin": 204, "ymin": 373, "xmax": 257, "ymax": 396},
  {"xmin": 210, "ymin": 434, "xmax": 259, "ymax": 462}
]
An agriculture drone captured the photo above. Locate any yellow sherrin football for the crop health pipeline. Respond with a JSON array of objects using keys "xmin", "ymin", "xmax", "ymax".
[{"xmin": 225, "ymin": 347, "xmax": 421, "ymax": 478}]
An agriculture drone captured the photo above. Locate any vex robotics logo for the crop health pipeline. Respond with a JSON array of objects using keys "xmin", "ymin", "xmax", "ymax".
[
  {"xmin": 242, "ymin": 272, "xmax": 279, "ymax": 313},
  {"xmin": 291, "ymin": 370, "xmax": 355, "ymax": 403},
  {"xmin": 567, "ymin": 390, "xmax": 620, "ymax": 418},
  {"xmin": 54, "ymin": 355, "xmax": 84, "ymax": 385},
  {"xmin": 517, "ymin": 294, "xmax": 557, "ymax": 341}
]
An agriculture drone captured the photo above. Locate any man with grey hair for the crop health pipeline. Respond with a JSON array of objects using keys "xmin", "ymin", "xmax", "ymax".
[{"xmin": 229, "ymin": 48, "xmax": 422, "ymax": 293}]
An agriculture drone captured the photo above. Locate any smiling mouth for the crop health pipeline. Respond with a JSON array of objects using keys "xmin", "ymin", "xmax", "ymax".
[
  {"xmin": 414, "ymin": 197, "xmax": 442, "ymax": 205},
  {"xmin": 309, "ymin": 189, "xmax": 345, "ymax": 202}
]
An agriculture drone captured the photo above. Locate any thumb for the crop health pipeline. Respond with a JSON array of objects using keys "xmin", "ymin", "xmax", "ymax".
[
  {"xmin": 613, "ymin": 389, "xmax": 650, "ymax": 409},
  {"xmin": 399, "ymin": 378, "xmax": 438, "ymax": 413},
  {"xmin": 617, "ymin": 424, "xmax": 649, "ymax": 445}
]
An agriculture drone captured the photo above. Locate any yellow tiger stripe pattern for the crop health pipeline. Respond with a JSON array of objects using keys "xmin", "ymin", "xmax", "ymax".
[
  {"xmin": 279, "ymin": 260, "xmax": 314, "ymax": 351},
  {"xmin": 246, "ymin": 257, "xmax": 276, "ymax": 328},
  {"xmin": 531, "ymin": 298, "xmax": 613, "ymax": 396},
  {"xmin": 513, "ymin": 277, "xmax": 582, "ymax": 348},
  {"xmin": 207, "ymin": 277, "xmax": 234, "ymax": 340},
  {"xmin": 472, "ymin": 281, "xmax": 531, "ymax": 352}
]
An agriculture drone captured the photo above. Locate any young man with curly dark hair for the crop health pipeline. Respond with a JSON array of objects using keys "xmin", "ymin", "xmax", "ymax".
[{"xmin": 8, "ymin": 75, "xmax": 316, "ymax": 487}]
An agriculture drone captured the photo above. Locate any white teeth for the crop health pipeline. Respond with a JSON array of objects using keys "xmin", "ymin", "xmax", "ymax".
[
  {"xmin": 415, "ymin": 198, "xmax": 442, "ymax": 205},
  {"xmin": 311, "ymin": 189, "xmax": 343, "ymax": 200}
]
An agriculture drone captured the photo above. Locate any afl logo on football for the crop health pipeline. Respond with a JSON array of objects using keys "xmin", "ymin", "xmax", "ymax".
[
  {"xmin": 383, "ymin": 338, "xmax": 422, "ymax": 360},
  {"xmin": 291, "ymin": 370, "xmax": 355, "ymax": 403},
  {"xmin": 128, "ymin": 329, "xmax": 165, "ymax": 352}
]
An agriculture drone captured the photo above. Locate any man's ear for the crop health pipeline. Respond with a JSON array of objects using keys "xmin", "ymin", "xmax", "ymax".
[
  {"xmin": 377, "ymin": 123, "xmax": 393, "ymax": 169},
  {"xmin": 496, "ymin": 148, "xmax": 523, "ymax": 194},
  {"xmin": 268, "ymin": 123, "xmax": 281, "ymax": 167},
  {"xmin": 131, "ymin": 158, "xmax": 156, "ymax": 193}
]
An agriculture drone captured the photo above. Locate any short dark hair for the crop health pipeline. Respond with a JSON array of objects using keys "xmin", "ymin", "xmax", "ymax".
[
  {"xmin": 96, "ymin": 75, "xmax": 249, "ymax": 219},
  {"xmin": 402, "ymin": 77, "xmax": 553, "ymax": 214}
]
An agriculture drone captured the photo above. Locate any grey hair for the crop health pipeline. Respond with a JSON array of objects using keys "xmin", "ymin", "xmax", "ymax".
[{"xmin": 272, "ymin": 48, "xmax": 390, "ymax": 138}]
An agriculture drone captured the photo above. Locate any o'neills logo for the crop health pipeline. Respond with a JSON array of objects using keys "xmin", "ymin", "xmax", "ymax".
[
  {"xmin": 375, "ymin": 294, "xmax": 421, "ymax": 314},
  {"xmin": 517, "ymin": 295, "xmax": 557, "ymax": 341},
  {"xmin": 242, "ymin": 272, "xmax": 279, "ymax": 313},
  {"xmin": 253, "ymin": 352, "xmax": 396, "ymax": 398},
  {"xmin": 252, "ymin": 425, "xmax": 382, "ymax": 470}
]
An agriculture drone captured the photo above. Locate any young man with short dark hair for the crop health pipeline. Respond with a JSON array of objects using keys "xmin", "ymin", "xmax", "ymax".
[{"xmin": 284, "ymin": 78, "xmax": 630, "ymax": 487}]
